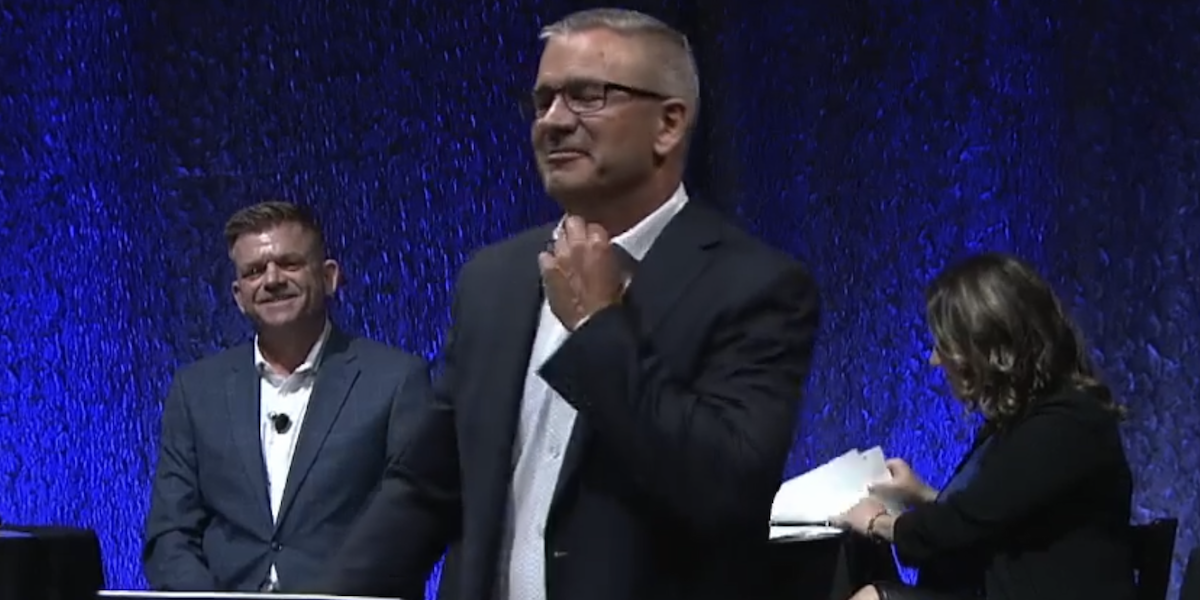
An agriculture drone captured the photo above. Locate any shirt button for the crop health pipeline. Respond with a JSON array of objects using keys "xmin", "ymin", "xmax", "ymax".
[
  {"xmin": 549, "ymin": 446, "xmax": 561, "ymax": 459},
  {"xmin": 271, "ymin": 542, "xmax": 282, "ymax": 551}
]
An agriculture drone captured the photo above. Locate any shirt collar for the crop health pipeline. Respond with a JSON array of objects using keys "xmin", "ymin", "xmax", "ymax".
[
  {"xmin": 254, "ymin": 320, "xmax": 333, "ymax": 376},
  {"xmin": 551, "ymin": 184, "xmax": 689, "ymax": 261}
]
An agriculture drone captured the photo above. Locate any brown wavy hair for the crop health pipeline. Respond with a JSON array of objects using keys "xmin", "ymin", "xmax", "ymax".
[{"xmin": 925, "ymin": 252, "xmax": 1124, "ymax": 426}]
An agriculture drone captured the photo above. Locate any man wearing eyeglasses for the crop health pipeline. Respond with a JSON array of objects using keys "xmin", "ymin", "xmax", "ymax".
[{"xmin": 325, "ymin": 8, "xmax": 820, "ymax": 600}]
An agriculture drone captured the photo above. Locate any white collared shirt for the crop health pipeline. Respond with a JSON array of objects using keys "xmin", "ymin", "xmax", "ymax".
[
  {"xmin": 255, "ymin": 320, "xmax": 332, "ymax": 590},
  {"xmin": 495, "ymin": 185, "xmax": 689, "ymax": 600}
]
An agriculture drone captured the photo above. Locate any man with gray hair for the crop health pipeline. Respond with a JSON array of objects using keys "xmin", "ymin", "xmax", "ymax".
[{"xmin": 324, "ymin": 8, "xmax": 820, "ymax": 600}]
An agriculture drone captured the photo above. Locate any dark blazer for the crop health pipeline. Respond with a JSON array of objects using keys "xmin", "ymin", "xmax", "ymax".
[
  {"xmin": 893, "ymin": 388, "xmax": 1136, "ymax": 600},
  {"xmin": 143, "ymin": 328, "xmax": 432, "ymax": 592},
  {"xmin": 323, "ymin": 202, "xmax": 821, "ymax": 600}
]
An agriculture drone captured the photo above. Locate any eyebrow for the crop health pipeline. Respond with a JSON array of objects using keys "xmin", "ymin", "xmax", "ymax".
[
  {"xmin": 239, "ymin": 251, "xmax": 309, "ymax": 267},
  {"xmin": 533, "ymin": 77, "xmax": 606, "ymax": 91}
]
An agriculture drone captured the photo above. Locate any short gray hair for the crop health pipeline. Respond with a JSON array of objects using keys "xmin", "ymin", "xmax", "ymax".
[{"xmin": 540, "ymin": 8, "xmax": 700, "ymax": 122}]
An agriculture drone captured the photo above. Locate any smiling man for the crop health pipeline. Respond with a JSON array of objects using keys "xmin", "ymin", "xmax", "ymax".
[
  {"xmin": 143, "ymin": 201, "xmax": 432, "ymax": 592},
  {"xmin": 323, "ymin": 8, "xmax": 821, "ymax": 600}
]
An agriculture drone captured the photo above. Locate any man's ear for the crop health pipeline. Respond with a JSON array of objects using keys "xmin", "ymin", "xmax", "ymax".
[
  {"xmin": 231, "ymin": 281, "xmax": 248, "ymax": 314},
  {"xmin": 653, "ymin": 99, "xmax": 690, "ymax": 158},
  {"xmin": 323, "ymin": 259, "xmax": 341, "ymax": 295}
]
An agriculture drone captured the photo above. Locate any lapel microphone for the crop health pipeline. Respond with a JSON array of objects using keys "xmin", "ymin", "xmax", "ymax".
[{"xmin": 268, "ymin": 412, "xmax": 292, "ymax": 434}]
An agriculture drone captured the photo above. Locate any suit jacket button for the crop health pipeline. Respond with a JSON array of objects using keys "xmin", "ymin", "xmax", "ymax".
[{"xmin": 271, "ymin": 542, "xmax": 282, "ymax": 551}]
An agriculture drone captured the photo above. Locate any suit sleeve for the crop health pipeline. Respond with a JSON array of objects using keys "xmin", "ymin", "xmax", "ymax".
[
  {"xmin": 385, "ymin": 355, "xmax": 435, "ymax": 466},
  {"xmin": 892, "ymin": 396, "xmax": 1120, "ymax": 564},
  {"xmin": 143, "ymin": 372, "xmax": 219, "ymax": 590},
  {"xmin": 322, "ymin": 291, "xmax": 465, "ymax": 598},
  {"xmin": 538, "ymin": 263, "xmax": 820, "ymax": 537}
]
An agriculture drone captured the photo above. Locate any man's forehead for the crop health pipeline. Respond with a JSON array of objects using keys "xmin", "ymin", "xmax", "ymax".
[
  {"xmin": 240, "ymin": 222, "xmax": 310, "ymax": 242},
  {"xmin": 536, "ymin": 29, "xmax": 641, "ymax": 84},
  {"xmin": 231, "ymin": 225, "xmax": 312, "ymax": 258}
]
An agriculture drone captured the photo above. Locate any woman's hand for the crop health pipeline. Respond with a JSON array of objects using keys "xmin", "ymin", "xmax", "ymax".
[
  {"xmin": 868, "ymin": 458, "xmax": 938, "ymax": 506},
  {"xmin": 833, "ymin": 497, "xmax": 889, "ymax": 536}
]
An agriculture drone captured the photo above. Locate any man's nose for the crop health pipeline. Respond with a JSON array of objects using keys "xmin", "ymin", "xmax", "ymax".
[
  {"xmin": 262, "ymin": 263, "xmax": 285, "ymax": 286},
  {"xmin": 539, "ymin": 96, "xmax": 578, "ymax": 129}
]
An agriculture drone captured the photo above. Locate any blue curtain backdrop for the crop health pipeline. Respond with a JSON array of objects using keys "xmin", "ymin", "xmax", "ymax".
[{"xmin": 2, "ymin": 0, "xmax": 1198, "ymax": 596}]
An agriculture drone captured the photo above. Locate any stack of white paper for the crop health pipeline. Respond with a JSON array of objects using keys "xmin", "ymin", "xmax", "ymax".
[{"xmin": 768, "ymin": 446, "xmax": 899, "ymax": 541}]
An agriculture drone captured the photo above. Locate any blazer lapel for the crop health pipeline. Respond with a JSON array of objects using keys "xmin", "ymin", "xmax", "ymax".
[
  {"xmin": 621, "ymin": 203, "xmax": 723, "ymax": 335},
  {"xmin": 475, "ymin": 229, "xmax": 550, "ymax": 559},
  {"xmin": 226, "ymin": 348, "xmax": 272, "ymax": 524},
  {"xmin": 549, "ymin": 203, "xmax": 723, "ymax": 515},
  {"xmin": 480, "ymin": 226, "xmax": 549, "ymax": 460},
  {"xmin": 275, "ymin": 330, "xmax": 360, "ymax": 528}
]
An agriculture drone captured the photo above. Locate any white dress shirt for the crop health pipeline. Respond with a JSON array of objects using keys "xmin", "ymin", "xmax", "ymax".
[
  {"xmin": 255, "ymin": 320, "xmax": 332, "ymax": 591},
  {"xmin": 495, "ymin": 185, "xmax": 689, "ymax": 600}
]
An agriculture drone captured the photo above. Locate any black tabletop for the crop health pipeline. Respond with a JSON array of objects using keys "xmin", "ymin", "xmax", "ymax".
[
  {"xmin": 0, "ymin": 525, "xmax": 105, "ymax": 600},
  {"xmin": 764, "ymin": 531, "xmax": 901, "ymax": 600}
]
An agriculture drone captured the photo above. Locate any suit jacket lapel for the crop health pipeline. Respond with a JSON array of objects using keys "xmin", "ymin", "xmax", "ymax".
[
  {"xmin": 481, "ymin": 227, "xmax": 550, "ymax": 467},
  {"xmin": 474, "ymin": 228, "xmax": 550, "ymax": 566},
  {"xmin": 550, "ymin": 203, "xmax": 723, "ymax": 515},
  {"xmin": 226, "ymin": 348, "xmax": 272, "ymax": 524},
  {"xmin": 275, "ymin": 329, "xmax": 360, "ymax": 528},
  {"xmin": 621, "ymin": 203, "xmax": 723, "ymax": 335}
]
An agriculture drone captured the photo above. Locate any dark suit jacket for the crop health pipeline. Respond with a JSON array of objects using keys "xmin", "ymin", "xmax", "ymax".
[
  {"xmin": 323, "ymin": 202, "xmax": 821, "ymax": 600},
  {"xmin": 893, "ymin": 388, "xmax": 1136, "ymax": 600},
  {"xmin": 143, "ymin": 328, "xmax": 432, "ymax": 592}
]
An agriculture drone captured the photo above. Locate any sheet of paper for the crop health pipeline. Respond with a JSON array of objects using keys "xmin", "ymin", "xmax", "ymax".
[
  {"xmin": 857, "ymin": 446, "xmax": 903, "ymax": 514},
  {"xmin": 768, "ymin": 525, "xmax": 844, "ymax": 542},
  {"xmin": 769, "ymin": 446, "xmax": 898, "ymax": 527},
  {"xmin": 770, "ymin": 448, "xmax": 859, "ymax": 522}
]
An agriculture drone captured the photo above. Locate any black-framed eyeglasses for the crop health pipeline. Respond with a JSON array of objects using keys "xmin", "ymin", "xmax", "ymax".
[{"xmin": 523, "ymin": 79, "xmax": 670, "ymax": 120}]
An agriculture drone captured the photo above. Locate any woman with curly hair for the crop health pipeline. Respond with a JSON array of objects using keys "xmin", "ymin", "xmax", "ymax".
[{"xmin": 834, "ymin": 253, "xmax": 1135, "ymax": 600}]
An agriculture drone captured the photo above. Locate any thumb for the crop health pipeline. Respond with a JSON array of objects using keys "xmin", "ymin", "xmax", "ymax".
[
  {"xmin": 868, "ymin": 480, "xmax": 899, "ymax": 493},
  {"xmin": 538, "ymin": 251, "xmax": 556, "ymax": 273},
  {"xmin": 884, "ymin": 458, "xmax": 908, "ymax": 475}
]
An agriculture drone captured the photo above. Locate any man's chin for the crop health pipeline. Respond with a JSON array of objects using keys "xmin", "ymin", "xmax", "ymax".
[
  {"xmin": 250, "ymin": 314, "xmax": 303, "ymax": 333},
  {"xmin": 542, "ymin": 173, "xmax": 597, "ymax": 198}
]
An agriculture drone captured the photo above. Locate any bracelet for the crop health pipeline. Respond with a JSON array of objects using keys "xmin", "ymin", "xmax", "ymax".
[{"xmin": 866, "ymin": 510, "xmax": 888, "ymax": 537}]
